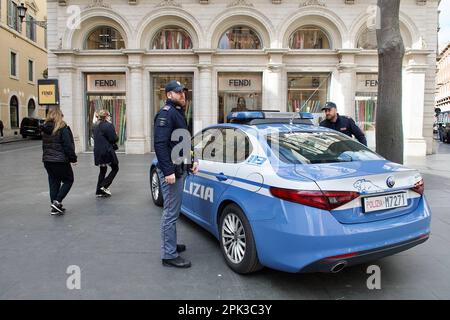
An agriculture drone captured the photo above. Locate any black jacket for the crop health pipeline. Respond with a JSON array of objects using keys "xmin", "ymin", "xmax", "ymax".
[
  {"xmin": 154, "ymin": 99, "xmax": 189, "ymax": 177},
  {"xmin": 320, "ymin": 114, "xmax": 368, "ymax": 146},
  {"xmin": 41, "ymin": 122, "xmax": 77, "ymax": 163},
  {"xmin": 93, "ymin": 120, "xmax": 119, "ymax": 166}
]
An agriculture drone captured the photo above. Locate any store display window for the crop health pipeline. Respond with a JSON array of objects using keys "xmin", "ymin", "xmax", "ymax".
[
  {"xmin": 355, "ymin": 74, "xmax": 378, "ymax": 150},
  {"xmin": 289, "ymin": 26, "xmax": 330, "ymax": 49},
  {"xmin": 86, "ymin": 74, "xmax": 127, "ymax": 150},
  {"xmin": 217, "ymin": 73, "xmax": 262, "ymax": 123},
  {"xmin": 152, "ymin": 73, "xmax": 194, "ymax": 136},
  {"xmin": 218, "ymin": 26, "xmax": 262, "ymax": 49},
  {"xmin": 151, "ymin": 27, "xmax": 193, "ymax": 50},
  {"xmin": 287, "ymin": 73, "xmax": 330, "ymax": 116}
]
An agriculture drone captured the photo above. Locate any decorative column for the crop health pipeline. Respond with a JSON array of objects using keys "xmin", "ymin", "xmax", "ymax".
[
  {"xmin": 402, "ymin": 50, "xmax": 432, "ymax": 158},
  {"xmin": 195, "ymin": 50, "xmax": 214, "ymax": 131},
  {"xmin": 126, "ymin": 51, "xmax": 146, "ymax": 154},
  {"xmin": 336, "ymin": 50, "xmax": 358, "ymax": 118},
  {"xmin": 265, "ymin": 49, "xmax": 287, "ymax": 111}
]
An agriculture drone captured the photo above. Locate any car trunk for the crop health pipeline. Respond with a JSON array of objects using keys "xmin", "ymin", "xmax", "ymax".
[{"xmin": 294, "ymin": 160, "xmax": 423, "ymax": 224}]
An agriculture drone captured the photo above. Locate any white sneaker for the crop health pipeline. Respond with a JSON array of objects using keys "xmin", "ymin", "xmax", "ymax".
[{"xmin": 100, "ymin": 187, "xmax": 111, "ymax": 196}]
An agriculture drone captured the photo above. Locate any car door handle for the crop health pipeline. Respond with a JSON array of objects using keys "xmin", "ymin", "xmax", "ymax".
[{"xmin": 215, "ymin": 173, "xmax": 228, "ymax": 182}]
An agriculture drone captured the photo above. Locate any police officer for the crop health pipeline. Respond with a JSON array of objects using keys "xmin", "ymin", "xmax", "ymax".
[
  {"xmin": 319, "ymin": 102, "xmax": 367, "ymax": 146},
  {"xmin": 154, "ymin": 80, "xmax": 199, "ymax": 268}
]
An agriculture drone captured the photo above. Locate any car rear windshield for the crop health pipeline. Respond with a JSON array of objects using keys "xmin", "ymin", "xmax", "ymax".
[{"xmin": 265, "ymin": 131, "xmax": 383, "ymax": 164}]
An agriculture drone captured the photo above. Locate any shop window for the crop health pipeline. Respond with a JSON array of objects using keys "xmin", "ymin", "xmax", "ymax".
[
  {"xmin": 287, "ymin": 73, "xmax": 330, "ymax": 116},
  {"xmin": 86, "ymin": 74, "xmax": 127, "ymax": 149},
  {"xmin": 218, "ymin": 26, "xmax": 262, "ymax": 49},
  {"xmin": 289, "ymin": 26, "xmax": 330, "ymax": 49},
  {"xmin": 152, "ymin": 73, "xmax": 194, "ymax": 142},
  {"xmin": 355, "ymin": 74, "xmax": 378, "ymax": 150},
  {"xmin": 85, "ymin": 26, "xmax": 125, "ymax": 50},
  {"xmin": 10, "ymin": 96, "xmax": 19, "ymax": 128},
  {"xmin": 218, "ymin": 73, "xmax": 262, "ymax": 123},
  {"xmin": 28, "ymin": 99, "xmax": 36, "ymax": 117},
  {"xmin": 151, "ymin": 27, "xmax": 192, "ymax": 49}
]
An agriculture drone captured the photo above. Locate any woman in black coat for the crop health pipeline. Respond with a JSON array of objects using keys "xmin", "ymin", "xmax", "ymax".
[
  {"xmin": 93, "ymin": 110, "xmax": 119, "ymax": 197},
  {"xmin": 41, "ymin": 108, "xmax": 77, "ymax": 215}
]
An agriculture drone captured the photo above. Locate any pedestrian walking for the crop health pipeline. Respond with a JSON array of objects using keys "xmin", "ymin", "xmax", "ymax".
[
  {"xmin": 154, "ymin": 80, "xmax": 198, "ymax": 268},
  {"xmin": 41, "ymin": 108, "xmax": 77, "ymax": 215},
  {"xmin": 319, "ymin": 101, "xmax": 368, "ymax": 146},
  {"xmin": 0, "ymin": 119, "xmax": 4, "ymax": 138},
  {"xmin": 93, "ymin": 109, "xmax": 119, "ymax": 197}
]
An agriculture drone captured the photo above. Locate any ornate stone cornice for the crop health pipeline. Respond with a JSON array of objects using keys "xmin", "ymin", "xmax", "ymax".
[
  {"xmin": 86, "ymin": 0, "xmax": 111, "ymax": 9},
  {"xmin": 227, "ymin": 0, "xmax": 254, "ymax": 8},
  {"xmin": 156, "ymin": 0, "xmax": 182, "ymax": 8},
  {"xmin": 300, "ymin": 0, "xmax": 325, "ymax": 7}
]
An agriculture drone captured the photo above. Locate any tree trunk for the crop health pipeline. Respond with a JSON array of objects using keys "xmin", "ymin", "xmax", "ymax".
[{"xmin": 376, "ymin": 0, "xmax": 405, "ymax": 164}]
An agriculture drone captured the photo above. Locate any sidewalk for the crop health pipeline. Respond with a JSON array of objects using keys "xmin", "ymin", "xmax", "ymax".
[{"xmin": 0, "ymin": 135, "xmax": 30, "ymax": 144}]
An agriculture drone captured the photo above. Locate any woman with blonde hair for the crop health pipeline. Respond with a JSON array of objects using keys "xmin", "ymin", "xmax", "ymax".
[{"xmin": 41, "ymin": 107, "xmax": 77, "ymax": 215}]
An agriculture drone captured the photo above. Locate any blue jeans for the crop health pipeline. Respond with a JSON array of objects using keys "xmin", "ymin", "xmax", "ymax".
[{"xmin": 157, "ymin": 168, "xmax": 186, "ymax": 259}]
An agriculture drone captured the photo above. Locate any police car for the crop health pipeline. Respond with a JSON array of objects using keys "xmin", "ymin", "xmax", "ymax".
[{"xmin": 150, "ymin": 111, "xmax": 431, "ymax": 274}]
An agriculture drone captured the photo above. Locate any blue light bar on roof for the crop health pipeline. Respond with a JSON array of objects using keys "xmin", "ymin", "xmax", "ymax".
[{"xmin": 227, "ymin": 111, "xmax": 314, "ymax": 121}]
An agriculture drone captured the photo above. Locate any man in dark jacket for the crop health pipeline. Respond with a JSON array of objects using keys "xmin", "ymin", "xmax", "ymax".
[
  {"xmin": 154, "ymin": 80, "xmax": 199, "ymax": 269},
  {"xmin": 41, "ymin": 109, "xmax": 77, "ymax": 215},
  {"xmin": 93, "ymin": 110, "xmax": 119, "ymax": 197},
  {"xmin": 319, "ymin": 102, "xmax": 368, "ymax": 146}
]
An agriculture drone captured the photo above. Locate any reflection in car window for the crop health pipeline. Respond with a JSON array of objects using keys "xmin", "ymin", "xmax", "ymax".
[
  {"xmin": 223, "ymin": 128, "xmax": 252, "ymax": 164},
  {"xmin": 266, "ymin": 131, "xmax": 382, "ymax": 164}
]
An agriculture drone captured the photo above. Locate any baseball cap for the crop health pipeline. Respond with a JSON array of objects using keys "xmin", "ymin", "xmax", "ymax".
[
  {"xmin": 321, "ymin": 101, "xmax": 337, "ymax": 110},
  {"xmin": 165, "ymin": 80, "xmax": 185, "ymax": 93}
]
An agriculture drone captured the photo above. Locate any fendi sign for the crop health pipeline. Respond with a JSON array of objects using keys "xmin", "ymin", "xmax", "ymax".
[{"xmin": 87, "ymin": 74, "xmax": 126, "ymax": 93}]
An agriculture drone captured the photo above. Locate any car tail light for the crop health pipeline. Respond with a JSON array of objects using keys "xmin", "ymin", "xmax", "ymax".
[
  {"xmin": 411, "ymin": 179, "xmax": 424, "ymax": 195},
  {"xmin": 269, "ymin": 187, "xmax": 359, "ymax": 211}
]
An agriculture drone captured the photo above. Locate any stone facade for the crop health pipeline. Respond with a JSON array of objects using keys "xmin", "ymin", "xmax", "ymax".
[{"xmin": 47, "ymin": 0, "xmax": 439, "ymax": 158}]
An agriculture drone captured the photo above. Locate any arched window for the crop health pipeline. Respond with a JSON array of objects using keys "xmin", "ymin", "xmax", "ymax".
[
  {"xmin": 357, "ymin": 28, "xmax": 377, "ymax": 50},
  {"xmin": 218, "ymin": 26, "xmax": 262, "ymax": 49},
  {"xmin": 357, "ymin": 27, "xmax": 408, "ymax": 50},
  {"xmin": 85, "ymin": 26, "xmax": 125, "ymax": 50},
  {"xmin": 151, "ymin": 27, "xmax": 193, "ymax": 49},
  {"xmin": 28, "ymin": 99, "xmax": 36, "ymax": 118},
  {"xmin": 10, "ymin": 96, "xmax": 19, "ymax": 128},
  {"xmin": 289, "ymin": 26, "xmax": 331, "ymax": 49}
]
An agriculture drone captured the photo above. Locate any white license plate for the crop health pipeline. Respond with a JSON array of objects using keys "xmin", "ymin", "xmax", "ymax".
[{"xmin": 363, "ymin": 192, "xmax": 408, "ymax": 213}]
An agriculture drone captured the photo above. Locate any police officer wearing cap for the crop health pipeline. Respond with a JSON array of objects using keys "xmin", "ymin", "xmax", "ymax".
[
  {"xmin": 319, "ymin": 102, "xmax": 367, "ymax": 146},
  {"xmin": 154, "ymin": 80, "xmax": 199, "ymax": 268}
]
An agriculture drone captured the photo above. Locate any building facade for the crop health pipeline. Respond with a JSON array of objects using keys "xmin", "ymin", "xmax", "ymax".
[
  {"xmin": 0, "ymin": 0, "xmax": 48, "ymax": 137},
  {"xmin": 436, "ymin": 42, "xmax": 450, "ymax": 112},
  {"xmin": 47, "ymin": 0, "xmax": 438, "ymax": 157}
]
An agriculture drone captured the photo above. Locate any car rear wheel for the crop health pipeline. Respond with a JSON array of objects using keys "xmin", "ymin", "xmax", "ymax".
[
  {"xmin": 219, "ymin": 203, "xmax": 262, "ymax": 274},
  {"xmin": 150, "ymin": 168, "xmax": 163, "ymax": 207}
]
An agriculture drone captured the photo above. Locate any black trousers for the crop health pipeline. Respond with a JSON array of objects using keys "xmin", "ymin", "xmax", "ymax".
[
  {"xmin": 44, "ymin": 162, "xmax": 74, "ymax": 203},
  {"xmin": 96, "ymin": 163, "xmax": 119, "ymax": 193},
  {"xmin": 0, "ymin": 127, "xmax": 3, "ymax": 136}
]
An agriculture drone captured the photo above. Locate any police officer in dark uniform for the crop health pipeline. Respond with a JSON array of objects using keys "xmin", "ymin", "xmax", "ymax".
[
  {"xmin": 154, "ymin": 80, "xmax": 199, "ymax": 268},
  {"xmin": 319, "ymin": 102, "xmax": 367, "ymax": 146}
]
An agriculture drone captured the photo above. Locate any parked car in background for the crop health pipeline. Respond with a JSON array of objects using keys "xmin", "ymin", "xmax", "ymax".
[
  {"xmin": 436, "ymin": 111, "xmax": 450, "ymax": 143},
  {"xmin": 20, "ymin": 117, "xmax": 45, "ymax": 138}
]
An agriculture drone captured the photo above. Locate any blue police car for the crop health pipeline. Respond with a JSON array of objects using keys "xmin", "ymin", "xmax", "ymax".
[{"xmin": 150, "ymin": 111, "xmax": 431, "ymax": 274}]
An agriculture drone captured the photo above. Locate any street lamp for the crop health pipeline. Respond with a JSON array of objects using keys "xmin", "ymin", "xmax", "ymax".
[{"xmin": 17, "ymin": 3, "xmax": 47, "ymax": 29}]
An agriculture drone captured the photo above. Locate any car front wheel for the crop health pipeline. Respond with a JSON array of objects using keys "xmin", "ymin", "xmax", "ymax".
[
  {"xmin": 219, "ymin": 203, "xmax": 262, "ymax": 274},
  {"xmin": 150, "ymin": 168, "xmax": 163, "ymax": 207}
]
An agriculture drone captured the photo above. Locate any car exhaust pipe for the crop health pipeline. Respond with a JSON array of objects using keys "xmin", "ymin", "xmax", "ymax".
[{"xmin": 330, "ymin": 261, "xmax": 347, "ymax": 273}]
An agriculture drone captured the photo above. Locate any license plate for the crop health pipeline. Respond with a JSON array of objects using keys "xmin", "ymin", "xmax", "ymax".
[{"xmin": 363, "ymin": 192, "xmax": 408, "ymax": 213}]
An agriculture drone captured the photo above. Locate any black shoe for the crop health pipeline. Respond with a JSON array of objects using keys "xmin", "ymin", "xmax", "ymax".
[
  {"xmin": 51, "ymin": 201, "xmax": 64, "ymax": 214},
  {"xmin": 96, "ymin": 189, "xmax": 109, "ymax": 198},
  {"xmin": 162, "ymin": 256, "xmax": 191, "ymax": 268},
  {"xmin": 177, "ymin": 244, "xmax": 186, "ymax": 252},
  {"xmin": 50, "ymin": 208, "xmax": 63, "ymax": 216}
]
